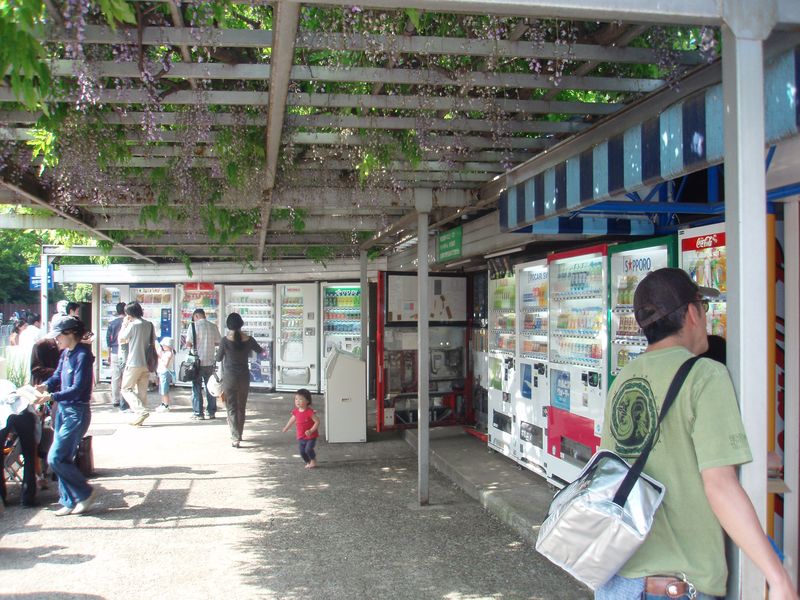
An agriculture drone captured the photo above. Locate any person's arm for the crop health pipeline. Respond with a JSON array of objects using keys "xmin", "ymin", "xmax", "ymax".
[
  {"xmin": 184, "ymin": 323, "xmax": 194, "ymax": 349},
  {"xmin": 215, "ymin": 338, "xmax": 225, "ymax": 363},
  {"xmin": 251, "ymin": 337, "xmax": 265, "ymax": 355},
  {"xmin": 281, "ymin": 414, "xmax": 296, "ymax": 433},
  {"xmin": 702, "ymin": 466, "xmax": 798, "ymax": 599},
  {"xmin": 118, "ymin": 318, "xmax": 132, "ymax": 344},
  {"xmin": 306, "ymin": 412, "xmax": 320, "ymax": 436},
  {"xmin": 106, "ymin": 322, "xmax": 114, "ymax": 348}
]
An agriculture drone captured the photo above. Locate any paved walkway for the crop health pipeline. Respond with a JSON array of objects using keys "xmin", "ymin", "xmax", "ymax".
[{"xmin": 1, "ymin": 387, "xmax": 590, "ymax": 600}]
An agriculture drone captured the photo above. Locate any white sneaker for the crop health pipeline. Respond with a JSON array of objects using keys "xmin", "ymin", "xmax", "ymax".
[
  {"xmin": 130, "ymin": 412, "xmax": 150, "ymax": 427},
  {"xmin": 155, "ymin": 403, "xmax": 170, "ymax": 413},
  {"xmin": 72, "ymin": 488, "xmax": 99, "ymax": 515},
  {"xmin": 54, "ymin": 505, "xmax": 73, "ymax": 517}
]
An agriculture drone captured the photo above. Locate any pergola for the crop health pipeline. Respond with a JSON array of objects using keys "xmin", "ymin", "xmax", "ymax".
[{"xmin": 2, "ymin": 1, "xmax": 800, "ymax": 596}]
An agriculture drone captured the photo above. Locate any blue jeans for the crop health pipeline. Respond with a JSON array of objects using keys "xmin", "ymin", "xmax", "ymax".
[
  {"xmin": 48, "ymin": 403, "xmax": 92, "ymax": 509},
  {"xmin": 192, "ymin": 366, "xmax": 217, "ymax": 417},
  {"xmin": 596, "ymin": 574, "xmax": 720, "ymax": 600},
  {"xmin": 298, "ymin": 438, "xmax": 317, "ymax": 463}
]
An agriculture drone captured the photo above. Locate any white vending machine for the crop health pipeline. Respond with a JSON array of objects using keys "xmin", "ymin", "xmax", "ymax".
[
  {"xmin": 679, "ymin": 223, "xmax": 727, "ymax": 337},
  {"xmin": 224, "ymin": 285, "xmax": 275, "ymax": 389},
  {"xmin": 276, "ymin": 283, "xmax": 320, "ymax": 393},
  {"xmin": 546, "ymin": 245, "xmax": 608, "ymax": 486},
  {"xmin": 129, "ymin": 285, "xmax": 176, "ymax": 342},
  {"xmin": 175, "ymin": 282, "xmax": 222, "ymax": 383},
  {"xmin": 514, "ymin": 259, "xmax": 549, "ymax": 474},
  {"xmin": 98, "ymin": 284, "xmax": 129, "ymax": 381},
  {"xmin": 487, "ymin": 267, "xmax": 516, "ymax": 458},
  {"xmin": 320, "ymin": 282, "xmax": 362, "ymax": 394},
  {"xmin": 324, "ymin": 348, "xmax": 366, "ymax": 443}
]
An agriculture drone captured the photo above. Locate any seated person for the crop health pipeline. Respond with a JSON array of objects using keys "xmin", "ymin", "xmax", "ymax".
[{"xmin": 0, "ymin": 383, "xmax": 39, "ymax": 508}]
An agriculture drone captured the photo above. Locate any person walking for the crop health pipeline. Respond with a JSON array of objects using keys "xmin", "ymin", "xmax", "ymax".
[
  {"xmin": 118, "ymin": 302, "xmax": 155, "ymax": 427},
  {"xmin": 595, "ymin": 268, "xmax": 796, "ymax": 600},
  {"xmin": 34, "ymin": 317, "xmax": 99, "ymax": 516},
  {"xmin": 105, "ymin": 302, "xmax": 127, "ymax": 411},
  {"xmin": 215, "ymin": 313, "xmax": 263, "ymax": 447},
  {"xmin": 183, "ymin": 308, "xmax": 221, "ymax": 420},
  {"xmin": 281, "ymin": 388, "xmax": 320, "ymax": 468}
]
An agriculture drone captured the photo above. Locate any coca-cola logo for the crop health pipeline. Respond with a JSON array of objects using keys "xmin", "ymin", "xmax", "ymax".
[{"xmin": 695, "ymin": 234, "xmax": 717, "ymax": 249}]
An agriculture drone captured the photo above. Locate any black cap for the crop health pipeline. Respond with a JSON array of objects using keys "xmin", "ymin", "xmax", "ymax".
[
  {"xmin": 634, "ymin": 268, "xmax": 719, "ymax": 328},
  {"xmin": 47, "ymin": 316, "xmax": 83, "ymax": 338}
]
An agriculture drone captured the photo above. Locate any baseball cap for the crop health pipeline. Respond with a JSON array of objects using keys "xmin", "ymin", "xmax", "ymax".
[
  {"xmin": 160, "ymin": 337, "xmax": 174, "ymax": 348},
  {"xmin": 634, "ymin": 268, "xmax": 720, "ymax": 328},
  {"xmin": 47, "ymin": 316, "xmax": 83, "ymax": 338}
]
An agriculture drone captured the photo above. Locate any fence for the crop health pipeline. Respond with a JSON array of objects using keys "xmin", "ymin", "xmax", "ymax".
[{"xmin": 0, "ymin": 303, "xmax": 47, "ymax": 324}]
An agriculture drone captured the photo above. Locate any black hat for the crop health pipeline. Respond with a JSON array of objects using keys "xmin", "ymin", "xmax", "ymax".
[
  {"xmin": 47, "ymin": 316, "xmax": 84, "ymax": 338},
  {"xmin": 634, "ymin": 268, "xmax": 719, "ymax": 328}
]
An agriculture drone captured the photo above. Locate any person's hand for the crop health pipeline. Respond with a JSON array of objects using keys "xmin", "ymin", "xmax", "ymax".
[
  {"xmin": 35, "ymin": 393, "xmax": 51, "ymax": 405},
  {"xmin": 305, "ymin": 429, "xmax": 314, "ymax": 437},
  {"xmin": 218, "ymin": 391, "xmax": 226, "ymax": 404},
  {"xmin": 34, "ymin": 383, "xmax": 47, "ymax": 393}
]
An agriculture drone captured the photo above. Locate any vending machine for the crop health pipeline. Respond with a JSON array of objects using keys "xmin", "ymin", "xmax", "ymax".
[
  {"xmin": 98, "ymin": 284, "xmax": 129, "ymax": 380},
  {"xmin": 514, "ymin": 259, "xmax": 549, "ymax": 473},
  {"xmin": 320, "ymin": 282, "xmax": 362, "ymax": 394},
  {"xmin": 224, "ymin": 285, "xmax": 275, "ymax": 389},
  {"xmin": 546, "ymin": 245, "xmax": 608, "ymax": 486},
  {"xmin": 608, "ymin": 236, "xmax": 677, "ymax": 386},
  {"xmin": 130, "ymin": 285, "xmax": 175, "ymax": 342},
  {"xmin": 679, "ymin": 223, "xmax": 727, "ymax": 337},
  {"xmin": 276, "ymin": 283, "xmax": 319, "ymax": 393},
  {"xmin": 175, "ymin": 282, "xmax": 222, "ymax": 383},
  {"xmin": 487, "ymin": 265, "xmax": 516, "ymax": 458}
]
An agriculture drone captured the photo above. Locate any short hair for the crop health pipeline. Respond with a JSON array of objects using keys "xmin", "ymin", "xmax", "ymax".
[
  {"xmin": 13, "ymin": 319, "xmax": 26, "ymax": 333},
  {"xmin": 26, "ymin": 313, "xmax": 40, "ymax": 326},
  {"xmin": 700, "ymin": 334, "xmax": 727, "ymax": 364},
  {"xmin": 125, "ymin": 301, "xmax": 144, "ymax": 318},
  {"xmin": 193, "ymin": 308, "xmax": 206, "ymax": 318},
  {"xmin": 295, "ymin": 388, "xmax": 312, "ymax": 405},
  {"xmin": 66, "ymin": 302, "xmax": 81, "ymax": 315},
  {"xmin": 115, "ymin": 302, "xmax": 126, "ymax": 316}
]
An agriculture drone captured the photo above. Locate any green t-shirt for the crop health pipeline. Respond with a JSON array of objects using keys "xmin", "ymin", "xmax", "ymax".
[{"xmin": 600, "ymin": 345, "xmax": 753, "ymax": 596}]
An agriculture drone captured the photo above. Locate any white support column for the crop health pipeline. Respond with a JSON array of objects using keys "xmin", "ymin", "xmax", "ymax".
[
  {"xmin": 722, "ymin": 5, "xmax": 774, "ymax": 594},
  {"xmin": 784, "ymin": 199, "xmax": 800, "ymax": 586},
  {"xmin": 416, "ymin": 193, "xmax": 432, "ymax": 506},
  {"xmin": 39, "ymin": 251, "xmax": 49, "ymax": 331}
]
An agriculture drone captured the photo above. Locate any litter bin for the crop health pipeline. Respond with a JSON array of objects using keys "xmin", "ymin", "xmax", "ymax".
[{"xmin": 324, "ymin": 347, "xmax": 366, "ymax": 443}]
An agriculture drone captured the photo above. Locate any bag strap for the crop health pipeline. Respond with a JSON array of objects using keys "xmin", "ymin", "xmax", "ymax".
[
  {"xmin": 612, "ymin": 355, "xmax": 702, "ymax": 507},
  {"xmin": 190, "ymin": 321, "xmax": 197, "ymax": 355}
]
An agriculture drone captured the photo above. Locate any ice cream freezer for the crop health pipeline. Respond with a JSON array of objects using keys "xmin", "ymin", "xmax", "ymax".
[
  {"xmin": 224, "ymin": 285, "xmax": 275, "ymax": 389},
  {"xmin": 276, "ymin": 283, "xmax": 319, "ymax": 393}
]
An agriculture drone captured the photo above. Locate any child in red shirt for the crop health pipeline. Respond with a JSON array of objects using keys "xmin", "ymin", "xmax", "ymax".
[{"xmin": 281, "ymin": 388, "xmax": 320, "ymax": 468}]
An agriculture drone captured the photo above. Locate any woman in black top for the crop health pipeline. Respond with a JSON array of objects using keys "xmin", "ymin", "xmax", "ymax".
[{"xmin": 215, "ymin": 313, "xmax": 263, "ymax": 447}]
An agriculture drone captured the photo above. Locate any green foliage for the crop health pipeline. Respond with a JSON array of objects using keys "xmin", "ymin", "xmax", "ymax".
[
  {"xmin": 213, "ymin": 127, "xmax": 265, "ymax": 189},
  {"xmin": 27, "ymin": 127, "xmax": 58, "ymax": 173},
  {"xmin": 0, "ymin": 0, "xmax": 51, "ymax": 111},
  {"xmin": 201, "ymin": 204, "xmax": 259, "ymax": 245},
  {"xmin": 0, "ymin": 229, "xmax": 42, "ymax": 303},
  {"xmin": 94, "ymin": 0, "xmax": 136, "ymax": 29},
  {"xmin": 62, "ymin": 282, "xmax": 93, "ymax": 302},
  {"xmin": 271, "ymin": 208, "xmax": 307, "ymax": 233},
  {"xmin": 306, "ymin": 246, "xmax": 336, "ymax": 266}
]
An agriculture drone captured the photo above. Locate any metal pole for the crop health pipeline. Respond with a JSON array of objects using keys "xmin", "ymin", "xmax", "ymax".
[
  {"xmin": 722, "ymin": 18, "xmax": 771, "ymax": 597},
  {"xmin": 416, "ymin": 193, "xmax": 432, "ymax": 506},
  {"xmin": 40, "ymin": 251, "xmax": 49, "ymax": 330}
]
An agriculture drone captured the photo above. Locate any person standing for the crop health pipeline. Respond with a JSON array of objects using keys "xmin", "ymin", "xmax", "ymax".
[
  {"xmin": 155, "ymin": 337, "xmax": 175, "ymax": 412},
  {"xmin": 595, "ymin": 268, "xmax": 796, "ymax": 600},
  {"xmin": 215, "ymin": 313, "xmax": 263, "ymax": 447},
  {"xmin": 281, "ymin": 389, "xmax": 320, "ymax": 468},
  {"xmin": 18, "ymin": 313, "xmax": 43, "ymax": 349},
  {"xmin": 34, "ymin": 316, "xmax": 99, "ymax": 516},
  {"xmin": 183, "ymin": 308, "xmax": 221, "ymax": 421},
  {"xmin": 106, "ymin": 302, "xmax": 127, "ymax": 411},
  {"xmin": 118, "ymin": 302, "xmax": 155, "ymax": 427}
]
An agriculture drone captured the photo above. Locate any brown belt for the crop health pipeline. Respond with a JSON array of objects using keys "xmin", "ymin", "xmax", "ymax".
[{"xmin": 644, "ymin": 575, "xmax": 696, "ymax": 598}]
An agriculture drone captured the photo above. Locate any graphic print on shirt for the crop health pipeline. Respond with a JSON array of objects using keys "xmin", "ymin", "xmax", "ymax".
[{"xmin": 608, "ymin": 377, "xmax": 659, "ymax": 457}]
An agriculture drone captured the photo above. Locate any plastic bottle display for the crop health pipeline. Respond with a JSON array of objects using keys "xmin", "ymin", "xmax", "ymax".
[{"xmin": 323, "ymin": 287, "xmax": 361, "ymax": 334}]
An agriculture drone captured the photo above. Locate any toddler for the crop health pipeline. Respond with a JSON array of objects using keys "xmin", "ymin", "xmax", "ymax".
[
  {"xmin": 281, "ymin": 388, "xmax": 320, "ymax": 468},
  {"xmin": 155, "ymin": 337, "xmax": 175, "ymax": 412}
]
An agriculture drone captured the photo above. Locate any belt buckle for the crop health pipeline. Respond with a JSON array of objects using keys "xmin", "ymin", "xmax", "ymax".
[{"xmin": 674, "ymin": 573, "xmax": 697, "ymax": 600}]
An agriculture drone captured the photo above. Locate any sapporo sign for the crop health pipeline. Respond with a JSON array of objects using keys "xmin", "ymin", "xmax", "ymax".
[{"xmin": 438, "ymin": 226, "xmax": 462, "ymax": 261}]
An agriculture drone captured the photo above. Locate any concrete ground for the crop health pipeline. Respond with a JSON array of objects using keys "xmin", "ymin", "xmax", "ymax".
[{"xmin": 1, "ymin": 385, "xmax": 590, "ymax": 600}]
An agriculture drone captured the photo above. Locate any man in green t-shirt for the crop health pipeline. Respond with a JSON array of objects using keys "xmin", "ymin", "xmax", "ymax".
[{"xmin": 595, "ymin": 268, "xmax": 796, "ymax": 600}]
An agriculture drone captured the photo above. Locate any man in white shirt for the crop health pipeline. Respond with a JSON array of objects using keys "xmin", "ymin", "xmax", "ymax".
[{"xmin": 183, "ymin": 308, "xmax": 221, "ymax": 420}]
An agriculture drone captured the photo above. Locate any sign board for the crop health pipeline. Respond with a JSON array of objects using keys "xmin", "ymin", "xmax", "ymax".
[
  {"xmin": 438, "ymin": 226, "xmax": 462, "ymax": 261},
  {"xmin": 28, "ymin": 265, "xmax": 54, "ymax": 290}
]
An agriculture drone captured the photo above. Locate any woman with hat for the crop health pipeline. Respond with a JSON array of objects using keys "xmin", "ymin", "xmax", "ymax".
[
  {"xmin": 215, "ymin": 313, "xmax": 263, "ymax": 448},
  {"xmin": 34, "ymin": 316, "xmax": 99, "ymax": 516},
  {"xmin": 155, "ymin": 337, "xmax": 175, "ymax": 413}
]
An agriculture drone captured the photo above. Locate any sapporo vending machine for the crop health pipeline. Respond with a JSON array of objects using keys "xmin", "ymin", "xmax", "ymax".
[
  {"xmin": 320, "ymin": 282, "xmax": 362, "ymax": 394},
  {"xmin": 175, "ymin": 282, "xmax": 222, "ymax": 385},
  {"xmin": 608, "ymin": 236, "xmax": 677, "ymax": 386},
  {"xmin": 98, "ymin": 284, "xmax": 129, "ymax": 381},
  {"xmin": 679, "ymin": 223, "xmax": 727, "ymax": 337},
  {"xmin": 514, "ymin": 259, "xmax": 549, "ymax": 474},
  {"xmin": 487, "ymin": 262, "xmax": 516, "ymax": 458},
  {"xmin": 224, "ymin": 285, "xmax": 275, "ymax": 389},
  {"xmin": 276, "ymin": 283, "xmax": 319, "ymax": 393},
  {"xmin": 546, "ymin": 245, "xmax": 608, "ymax": 485}
]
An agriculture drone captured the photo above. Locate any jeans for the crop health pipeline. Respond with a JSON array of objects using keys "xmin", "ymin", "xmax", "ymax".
[
  {"xmin": 158, "ymin": 371, "xmax": 173, "ymax": 396},
  {"xmin": 0, "ymin": 410, "xmax": 38, "ymax": 505},
  {"xmin": 595, "ymin": 574, "xmax": 721, "ymax": 600},
  {"xmin": 298, "ymin": 438, "xmax": 317, "ymax": 463},
  {"xmin": 192, "ymin": 365, "xmax": 217, "ymax": 417},
  {"xmin": 48, "ymin": 403, "xmax": 92, "ymax": 509},
  {"xmin": 110, "ymin": 352, "xmax": 128, "ymax": 410}
]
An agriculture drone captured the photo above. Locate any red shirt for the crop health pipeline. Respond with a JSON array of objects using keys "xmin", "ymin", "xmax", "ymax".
[{"xmin": 292, "ymin": 408, "xmax": 319, "ymax": 440}]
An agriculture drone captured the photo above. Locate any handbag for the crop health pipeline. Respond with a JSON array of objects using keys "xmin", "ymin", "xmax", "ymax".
[
  {"xmin": 178, "ymin": 322, "xmax": 201, "ymax": 382},
  {"xmin": 534, "ymin": 356, "xmax": 701, "ymax": 590},
  {"xmin": 145, "ymin": 322, "xmax": 158, "ymax": 373}
]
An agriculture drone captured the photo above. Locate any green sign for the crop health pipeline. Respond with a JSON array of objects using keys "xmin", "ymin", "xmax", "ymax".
[{"xmin": 438, "ymin": 226, "xmax": 462, "ymax": 261}]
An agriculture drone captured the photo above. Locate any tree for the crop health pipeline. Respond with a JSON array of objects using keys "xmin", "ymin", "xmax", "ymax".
[{"xmin": 0, "ymin": 229, "xmax": 43, "ymax": 303}]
